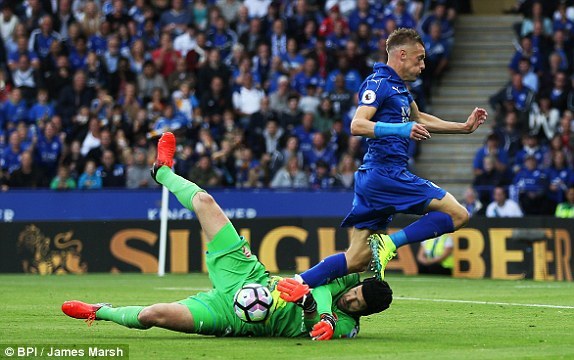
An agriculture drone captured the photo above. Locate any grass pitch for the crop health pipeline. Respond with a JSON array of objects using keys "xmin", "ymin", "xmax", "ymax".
[{"xmin": 1, "ymin": 274, "xmax": 573, "ymax": 360}]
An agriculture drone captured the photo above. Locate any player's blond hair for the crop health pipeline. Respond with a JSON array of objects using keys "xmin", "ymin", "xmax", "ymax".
[{"xmin": 386, "ymin": 28, "xmax": 424, "ymax": 53}]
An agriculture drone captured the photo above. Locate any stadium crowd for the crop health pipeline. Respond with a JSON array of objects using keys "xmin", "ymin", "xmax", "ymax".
[
  {"xmin": 477, "ymin": 0, "xmax": 574, "ymax": 217},
  {"xmin": 0, "ymin": 0, "xmax": 460, "ymax": 193}
]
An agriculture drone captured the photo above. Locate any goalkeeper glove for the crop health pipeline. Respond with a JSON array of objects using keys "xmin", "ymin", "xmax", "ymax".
[
  {"xmin": 310, "ymin": 313, "xmax": 336, "ymax": 341},
  {"xmin": 277, "ymin": 278, "xmax": 316, "ymax": 313}
]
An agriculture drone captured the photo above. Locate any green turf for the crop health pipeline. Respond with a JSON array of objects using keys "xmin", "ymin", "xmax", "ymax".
[{"xmin": 1, "ymin": 274, "xmax": 573, "ymax": 360}]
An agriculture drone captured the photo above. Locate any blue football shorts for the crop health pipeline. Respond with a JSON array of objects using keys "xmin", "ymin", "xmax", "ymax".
[{"xmin": 341, "ymin": 167, "xmax": 447, "ymax": 230}]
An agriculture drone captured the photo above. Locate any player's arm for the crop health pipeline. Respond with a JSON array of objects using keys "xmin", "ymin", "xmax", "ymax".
[
  {"xmin": 350, "ymin": 106, "xmax": 431, "ymax": 141},
  {"xmin": 411, "ymin": 101, "xmax": 488, "ymax": 134}
]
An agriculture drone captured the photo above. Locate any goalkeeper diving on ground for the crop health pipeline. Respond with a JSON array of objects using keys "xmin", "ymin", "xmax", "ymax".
[{"xmin": 62, "ymin": 132, "xmax": 392, "ymax": 340}]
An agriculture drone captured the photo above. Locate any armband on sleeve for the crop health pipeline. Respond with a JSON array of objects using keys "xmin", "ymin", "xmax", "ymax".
[{"xmin": 374, "ymin": 122, "xmax": 413, "ymax": 138}]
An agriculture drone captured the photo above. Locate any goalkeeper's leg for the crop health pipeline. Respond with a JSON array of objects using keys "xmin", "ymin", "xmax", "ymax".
[
  {"xmin": 62, "ymin": 301, "xmax": 194, "ymax": 333},
  {"xmin": 151, "ymin": 132, "xmax": 230, "ymax": 242}
]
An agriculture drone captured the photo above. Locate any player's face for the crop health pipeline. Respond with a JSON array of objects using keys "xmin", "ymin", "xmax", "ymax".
[
  {"xmin": 337, "ymin": 285, "xmax": 367, "ymax": 314},
  {"xmin": 401, "ymin": 43, "xmax": 425, "ymax": 81}
]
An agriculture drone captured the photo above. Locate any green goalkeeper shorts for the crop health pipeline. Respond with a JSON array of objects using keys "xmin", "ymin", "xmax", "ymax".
[{"xmin": 177, "ymin": 222, "xmax": 269, "ymax": 336}]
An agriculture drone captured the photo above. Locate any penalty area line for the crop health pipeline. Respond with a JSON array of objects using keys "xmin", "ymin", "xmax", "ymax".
[{"xmin": 396, "ymin": 297, "xmax": 574, "ymax": 309}]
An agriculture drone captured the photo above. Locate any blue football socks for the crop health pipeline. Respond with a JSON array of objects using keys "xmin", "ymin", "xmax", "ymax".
[
  {"xmin": 299, "ymin": 253, "xmax": 348, "ymax": 288},
  {"xmin": 390, "ymin": 211, "xmax": 455, "ymax": 248}
]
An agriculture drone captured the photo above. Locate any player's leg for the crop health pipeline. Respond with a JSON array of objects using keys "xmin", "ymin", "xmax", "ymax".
[
  {"xmin": 137, "ymin": 303, "xmax": 194, "ymax": 332},
  {"xmin": 384, "ymin": 192, "xmax": 465, "ymax": 249},
  {"xmin": 62, "ymin": 300, "xmax": 195, "ymax": 333},
  {"xmin": 151, "ymin": 132, "xmax": 229, "ymax": 241}
]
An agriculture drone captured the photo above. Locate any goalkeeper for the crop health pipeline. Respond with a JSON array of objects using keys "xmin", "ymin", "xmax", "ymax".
[{"xmin": 62, "ymin": 132, "xmax": 393, "ymax": 340}]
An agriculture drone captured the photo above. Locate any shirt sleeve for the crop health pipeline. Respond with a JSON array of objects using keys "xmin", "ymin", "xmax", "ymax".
[
  {"xmin": 358, "ymin": 78, "xmax": 386, "ymax": 109},
  {"xmin": 312, "ymin": 274, "xmax": 360, "ymax": 315}
]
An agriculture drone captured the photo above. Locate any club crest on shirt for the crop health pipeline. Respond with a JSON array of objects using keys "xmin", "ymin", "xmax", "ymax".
[{"xmin": 361, "ymin": 90, "xmax": 376, "ymax": 104}]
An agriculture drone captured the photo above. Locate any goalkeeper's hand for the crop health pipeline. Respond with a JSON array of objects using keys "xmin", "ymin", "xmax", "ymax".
[
  {"xmin": 277, "ymin": 278, "xmax": 310, "ymax": 303},
  {"xmin": 310, "ymin": 313, "xmax": 336, "ymax": 341},
  {"xmin": 277, "ymin": 278, "xmax": 317, "ymax": 313}
]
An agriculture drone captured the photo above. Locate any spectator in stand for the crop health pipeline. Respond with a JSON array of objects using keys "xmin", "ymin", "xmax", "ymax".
[
  {"xmin": 78, "ymin": 159, "xmax": 102, "ymax": 189},
  {"xmin": 86, "ymin": 128, "xmax": 117, "ymax": 167},
  {"xmin": 200, "ymin": 75, "xmax": 231, "ymax": 123},
  {"xmin": 8, "ymin": 150, "xmax": 45, "ymax": 188},
  {"xmin": 515, "ymin": 57, "xmax": 539, "ymax": 94},
  {"xmin": 11, "ymin": 53, "xmax": 42, "ymax": 103},
  {"xmin": 514, "ymin": 132, "xmax": 548, "ymax": 172},
  {"xmin": 324, "ymin": 56, "xmax": 361, "ymax": 95},
  {"xmin": 490, "ymin": 72, "xmax": 535, "ymax": 124},
  {"xmin": 355, "ymin": 22, "xmax": 379, "ymax": 55},
  {"xmin": 62, "ymin": 139, "xmax": 86, "ymax": 180},
  {"xmin": 327, "ymin": 74, "xmax": 353, "ymax": 119},
  {"xmin": 486, "ymin": 186, "xmax": 523, "ymax": 217},
  {"xmin": 206, "ymin": 16, "xmax": 237, "ymax": 60},
  {"xmin": 513, "ymin": 154, "xmax": 550, "ymax": 214},
  {"xmin": 557, "ymin": 111, "xmax": 574, "ymax": 150},
  {"xmin": 418, "ymin": 2, "xmax": 454, "ymax": 48},
  {"xmin": 137, "ymin": 60, "xmax": 169, "ymax": 102},
  {"xmin": 555, "ymin": 186, "xmax": 574, "ymax": 218},
  {"xmin": 529, "ymin": 96, "xmax": 560, "ymax": 142},
  {"xmin": 545, "ymin": 71, "xmax": 569, "ymax": 114},
  {"xmin": 314, "ymin": 97, "xmax": 337, "ymax": 133},
  {"xmin": 335, "ymin": 153, "xmax": 357, "ymax": 189},
  {"xmin": 53, "ymin": 0, "xmax": 76, "ymax": 40},
  {"xmin": 152, "ymin": 31, "xmax": 181, "ymax": 79},
  {"xmin": 520, "ymin": 1, "xmax": 553, "ymax": 37},
  {"xmin": 319, "ymin": 4, "xmax": 348, "ymax": 38},
  {"xmin": 217, "ymin": 0, "xmax": 242, "ymax": 25},
  {"xmin": 57, "ymin": 70, "xmax": 95, "ymax": 128},
  {"xmin": 547, "ymin": 150, "xmax": 574, "ymax": 209},
  {"xmin": 159, "ymin": 0, "xmax": 193, "ymax": 37},
  {"xmin": 421, "ymin": 21, "xmax": 450, "ymax": 101},
  {"xmin": 473, "ymin": 133, "xmax": 509, "ymax": 177},
  {"xmin": 172, "ymin": 80, "xmax": 200, "ymax": 125},
  {"xmin": 280, "ymin": 38, "xmax": 305, "ymax": 77},
  {"xmin": 152, "ymin": 104, "xmax": 188, "ymax": 135},
  {"xmin": 1, "ymin": 131, "xmax": 24, "ymax": 175},
  {"xmin": 292, "ymin": 112, "xmax": 317, "ymax": 154},
  {"xmin": 0, "ymin": 4, "xmax": 20, "ymax": 47},
  {"xmin": 310, "ymin": 159, "xmax": 336, "ymax": 189},
  {"xmin": 473, "ymin": 155, "xmax": 510, "ymax": 208},
  {"xmin": 50, "ymin": 164, "xmax": 76, "ymax": 190},
  {"xmin": 304, "ymin": 132, "xmax": 337, "ymax": 174},
  {"xmin": 299, "ymin": 84, "xmax": 321, "ymax": 115},
  {"xmin": 269, "ymin": 75, "xmax": 291, "ymax": 115},
  {"xmin": 189, "ymin": 153, "xmax": 221, "ymax": 188},
  {"xmin": 197, "ymin": 49, "xmax": 231, "ymax": 97},
  {"xmin": 35, "ymin": 121, "xmax": 62, "ymax": 179},
  {"xmin": 232, "ymin": 72, "xmax": 264, "ymax": 128},
  {"xmin": 493, "ymin": 110, "xmax": 522, "ymax": 166},
  {"xmin": 97, "ymin": 149, "xmax": 126, "ymax": 188},
  {"xmin": 79, "ymin": 1, "xmax": 102, "ymax": 37},
  {"xmin": 382, "ymin": 0, "xmax": 417, "ymax": 30},
  {"xmin": 348, "ymin": 0, "xmax": 377, "ymax": 33},
  {"xmin": 126, "ymin": 147, "xmax": 156, "ymax": 189},
  {"xmin": 3, "ymin": 88, "xmax": 30, "ymax": 131},
  {"xmin": 270, "ymin": 155, "xmax": 309, "ymax": 188},
  {"xmin": 238, "ymin": 17, "xmax": 264, "ymax": 56},
  {"xmin": 508, "ymin": 36, "xmax": 542, "ymax": 76},
  {"xmin": 461, "ymin": 186, "xmax": 483, "ymax": 217},
  {"xmin": 8, "ymin": 34, "xmax": 40, "ymax": 72},
  {"xmin": 292, "ymin": 57, "xmax": 324, "ymax": 97},
  {"xmin": 28, "ymin": 14, "xmax": 61, "ymax": 62}
]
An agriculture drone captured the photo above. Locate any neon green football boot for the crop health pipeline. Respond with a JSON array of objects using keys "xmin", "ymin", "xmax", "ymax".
[{"xmin": 369, "ymin": 234, "xmax": 397, "ymax": 281}]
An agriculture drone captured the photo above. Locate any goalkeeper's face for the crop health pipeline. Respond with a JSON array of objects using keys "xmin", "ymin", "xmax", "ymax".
[{"xmin": 337, "ymin": 285, "xmax": 367, "ymax": 314}]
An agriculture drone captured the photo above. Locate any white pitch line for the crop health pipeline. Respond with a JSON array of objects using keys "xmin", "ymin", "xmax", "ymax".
[
  {"xmin": 396, "ymin": 297, "xmax": 574, "ymax": 309},
  {"xmin": 156, "ymin": 287, "xmax": 212, "ymax": 291}
]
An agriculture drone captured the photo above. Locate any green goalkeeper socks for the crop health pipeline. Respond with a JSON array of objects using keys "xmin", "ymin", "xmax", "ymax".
[
  {"xmin": 156, "ymin": 166, "xmax": 205, "ymax": 211},
  {"xmin": 96, "ymin": 306, "xmax": 148, "ymax": 329}
]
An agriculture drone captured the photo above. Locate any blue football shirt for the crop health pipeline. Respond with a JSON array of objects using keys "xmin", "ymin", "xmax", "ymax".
[{"xmin": 358, "ymin": 63, "xmax": 414, "ymax": 169}]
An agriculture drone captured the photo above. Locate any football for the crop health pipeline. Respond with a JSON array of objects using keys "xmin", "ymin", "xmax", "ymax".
[{"xmin": 233, "ymin": 283, "xmax": 273, "ymax": 323}]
